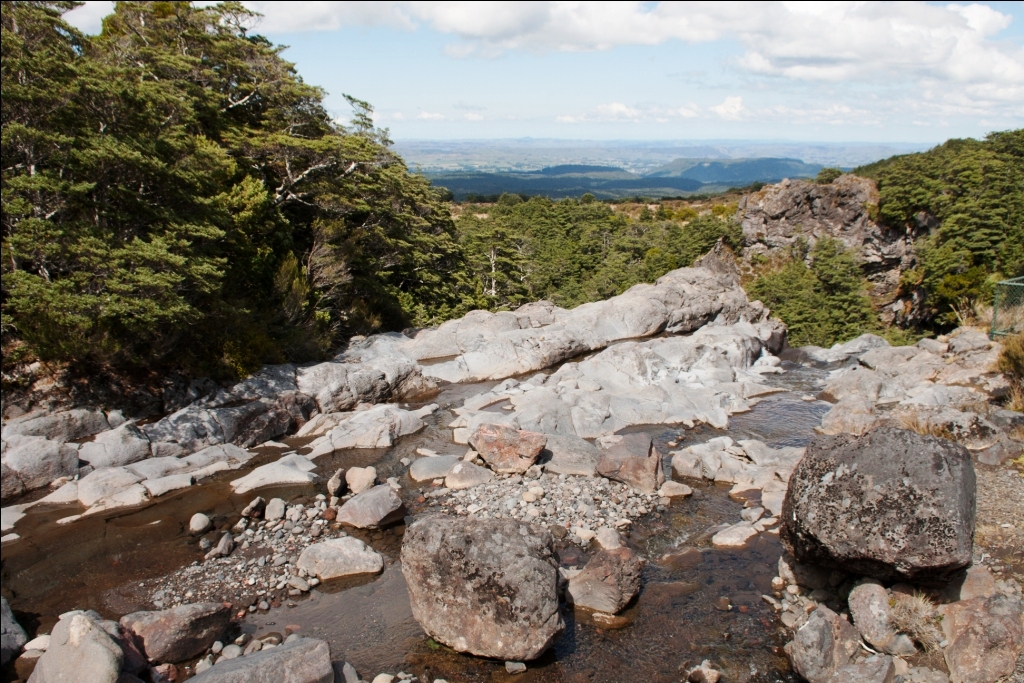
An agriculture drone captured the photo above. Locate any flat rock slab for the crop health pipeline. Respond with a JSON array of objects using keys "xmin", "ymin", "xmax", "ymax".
[
  {"xmin": 781, "ymin": 427, "xmax": 975, "ymax": 583},
  {"xmin": 189, "ymin": 636, "xmax": 334, "ymax": 683},
  {"xmin": 143, "ymin": 473, "xmax": 194, "ymax": 498},
  {"xmin": 401, "ymin": 516, "xmax": 563, "ymax": 661},
  {"xmin": 230, "ymin": 455, "xmax": 318, "ymax": 494},
  {"xmin": 711, "ymin": 522, "xmax": 758, "ymax": 548},
  {"xmin": 336, "ymin": 485, "xmax": 404, "ymax": 529},
  {"xmin": 120, "ymin": 603, "xmax": 231, "ymax": 663},
  {"xmin": 296, "ymin": 537, "xmax": 383, "ymax": 580},
  {"xmin": 409, "ymin": 455, "xmax": 459, "ymax": 482},
  {"xmin": 469, "ymin": 424, "xmax": 546, "ymax": 474}
]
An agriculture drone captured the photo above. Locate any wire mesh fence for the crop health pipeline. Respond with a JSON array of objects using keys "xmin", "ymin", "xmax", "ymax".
[{"xmin": 991, "ymin": 276, "xmax": 1024, "ymax": 338}]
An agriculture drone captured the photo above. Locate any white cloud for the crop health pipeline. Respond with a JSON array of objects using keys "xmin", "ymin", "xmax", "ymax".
[
  {"xmin": 710, "ymin": 96, "xmax": 746, "ymax": 121},
  {"xmin": 463, "ymin": 112, "xmax": 484, "ymax": 121},
  {"xmin": 237, "ymin": 2, "xmax": 1022, "ymax": 104},
  {"xmin": 557, "ymin": 101, "xmax": 703, "ymax": 123},
  {"xmin": 62, "ymin": 1, "xmax": 114, "ymax": 34},
  {"xmin": 416, "ymin": 111, "xmax": 446, "ymax": 120}
]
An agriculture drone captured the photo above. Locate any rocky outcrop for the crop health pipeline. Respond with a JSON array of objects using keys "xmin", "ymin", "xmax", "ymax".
[
  {"xmin": 229, "ymin": 454, "xmax": 319, "ymax": 494},
  {"xmin": 446, "ymin": 320, "xmax": 785, "ymax": 444},
  {"xmin": 738, "ymin": 175, "xmax": 916, "ymax": 322},
  {"xmin": 404, "ymin": 267, "xmax": 771, "ymax": 383},
  {"xmin": 120, "ymin": 603, "xmax": 230, "ymax": 663},
  {"xmin": 300, "ymin": 404, "xmax": 437, "ymax": 457},
  {"xmin": 401, "ymin": 516, "xmax": 563, "ymax": 661},
  {"xmin": 782, "ymin": 427, "xmax": 976, "ymax": 583}
]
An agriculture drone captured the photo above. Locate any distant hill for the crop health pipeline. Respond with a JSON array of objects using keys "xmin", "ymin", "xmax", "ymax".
[
  {"xmin": 425, "ymin": 156, "xmax": 822, "ymax": 200},
  {"xmin": 423, "ymin": 170, "xmax": 703, "ymax": 200},
  {"xmin": 647, "ymin": 157, "xmax": 823, "ymax": 184},
  {"xmin": 530, "ymin": 164, "xmax": 629, "ymax": 175}
]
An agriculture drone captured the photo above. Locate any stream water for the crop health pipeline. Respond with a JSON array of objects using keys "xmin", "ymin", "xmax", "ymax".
[{"xmin": 1, "ymin": 362, "xmax": 832, "ymax": 683}]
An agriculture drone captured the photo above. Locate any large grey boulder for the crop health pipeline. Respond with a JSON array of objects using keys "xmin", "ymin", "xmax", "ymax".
[
  {"xmin": 787, "ymin": 605, "xmax": 860, "ymax": 683},
  {"xmin": 540, "ymin": 434, "xmax": 601, "ymax": 476},
  {"xmin": 28, "ymin": 612, "xmax": 123, "ymax": 683},
  {"xmin": 335, "ymin": 484, "xmax": 405, "ymax": 528},
  {"xmin": 1, "ymin": 597, "xmax": 27, "ymax": 667},
  {"xmin": 120, "ymin": 602, "xmax": 231, "ymax": 663},
  {"xmin": 596, "ymin": 434, "xmax": 665, "ymax": 493},
  {"xmin": 1, "ymin": 436, "xmax": 79, "ymax": 498},
  {"xmin": 781, "ymin": 427, "xmax": 975, "ymax": 583},
  {"xmin": 567, "ymin": 548, "xmax": 642, "ymax": 614},
  {"xmin": 189, "ymin": 636, "xmax": 333, "ymax": 683},
  {"xmin": 401, "ymin": 516, "xmax": 563, "ymax": 661},
  {"xmin": 296, "ymin": 537, "xmax": 383, "ymax": 580}
]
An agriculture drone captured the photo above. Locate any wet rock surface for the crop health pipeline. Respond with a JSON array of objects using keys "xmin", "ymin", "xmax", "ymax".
[
  {"xmin": 782, "ymin": 427, "xmax": 976, "ymax": 583},
  {"xmin": 567, "ymin": 547, "xmax": 642, "ymax": 614},
  {"xmin": 401, "ymin": 516, "xmax": 563, "ymax": 661}
]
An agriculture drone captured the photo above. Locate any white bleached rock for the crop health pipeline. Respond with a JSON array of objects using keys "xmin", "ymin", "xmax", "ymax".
[
  {"xmin": 296, "ymin": 537, "xmax": 384, "ymax": 580},
  {"xmin": 230, "ymin": 454, "xmax": 319, "ymax": 494}
]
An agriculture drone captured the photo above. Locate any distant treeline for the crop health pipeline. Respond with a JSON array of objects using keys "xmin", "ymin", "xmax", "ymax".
[{"xmin": 425, "ymin": 157, "xmax": 823, "ymax": 200}]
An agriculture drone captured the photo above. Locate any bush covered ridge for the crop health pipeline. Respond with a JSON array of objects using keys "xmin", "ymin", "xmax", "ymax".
[
  {"xmin": 1, "ymin": 1, "xmax": 471, "ymax": 378},
  {"xmin": 454, "ymin": 194, "xmax": 741, "ymax": 311},
  {"xmin": 856, "ymin": 130, "xmax": 1024, "ymax": 327}
]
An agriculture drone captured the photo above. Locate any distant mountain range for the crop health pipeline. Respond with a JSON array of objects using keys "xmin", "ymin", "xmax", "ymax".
[{"xmin": 424, "ymin": 157, "xmax": 825, "ymax": 200}]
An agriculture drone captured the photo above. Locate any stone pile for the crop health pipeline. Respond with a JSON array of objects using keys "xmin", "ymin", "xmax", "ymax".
[
  {"xmin": 769, "ymin": 554, "xmax": 1024, "ymax": 683},
  {"xmin": 145, "ymin": 494, "xmax": 384, "ymax": 611},
  {"xmin": 415, "ymin": 465, "xmax": 682, "ymax": 547}
]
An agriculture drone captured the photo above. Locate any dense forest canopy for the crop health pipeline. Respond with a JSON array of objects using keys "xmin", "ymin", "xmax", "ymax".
[
  {"xmin": 1, "ymin": 1, "xmax": 470, "ymax": 378},
  {"xmin": 856, "ymin": 130, "xmax": 1024, "ymax": 326}
]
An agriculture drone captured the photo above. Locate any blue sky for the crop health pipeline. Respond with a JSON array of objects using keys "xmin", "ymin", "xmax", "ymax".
[{"xmin": 65, "ymin": 2, "xmax": 1024, "ymax": 143}]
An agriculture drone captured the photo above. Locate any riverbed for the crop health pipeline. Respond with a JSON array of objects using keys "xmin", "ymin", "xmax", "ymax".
[{"xmin": 3, "ymin": 362, "xmax": 836, "ymax": 682}]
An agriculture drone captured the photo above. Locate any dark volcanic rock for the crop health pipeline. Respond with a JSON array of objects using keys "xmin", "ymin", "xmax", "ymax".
[
  {"xmin": 400, "ymin": 515, "xmax": 564, "ymax": 661},
  {"xmin": 781, "ymin": 427, "xmax": 975, "ymax": 583}
]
